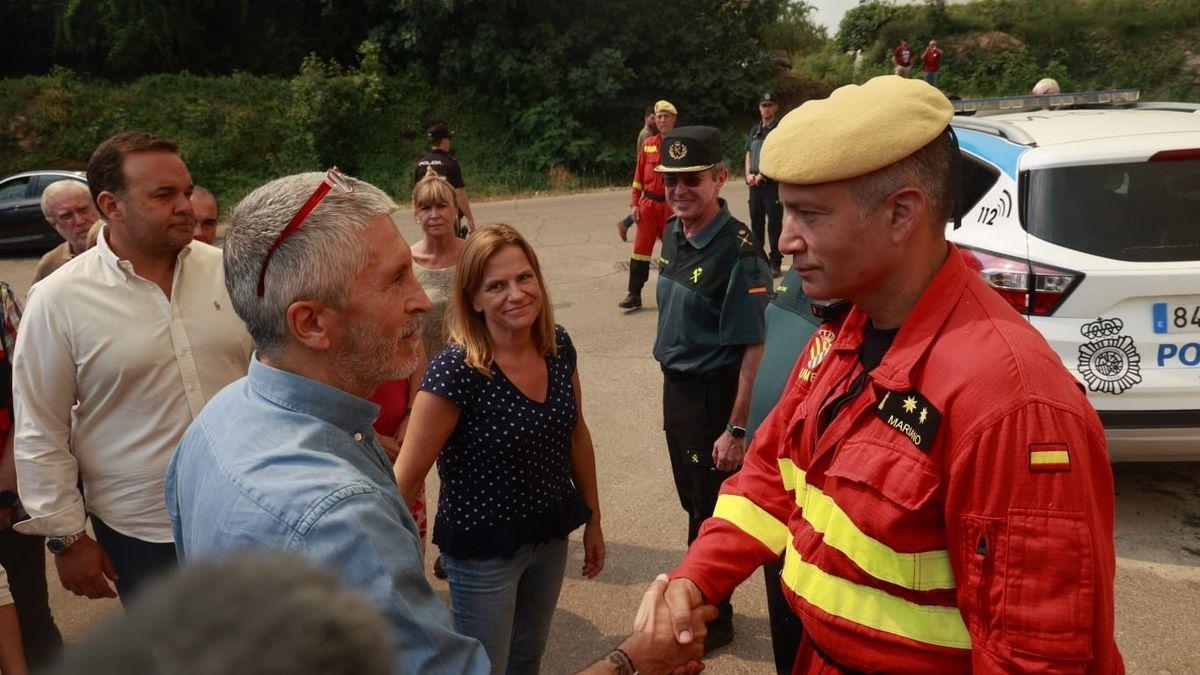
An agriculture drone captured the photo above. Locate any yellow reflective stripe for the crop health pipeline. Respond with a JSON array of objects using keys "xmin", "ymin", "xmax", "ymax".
[
  {"xmin": 712, "ymin": 494, "xmax": 789, "ymax": 554},
  {"xmin": 777, "ymin": 459, "xmax": 955, "ymax": 591},
  {"xmin": 779, "ymin": 457, "xmax": 798, "ymax": 491},
  {"xmin": 632, "ymin": 181, "xmax": 643, "ymax": 190},
  {"xmin": 1030, "ymin": 450, "xmax": 1069, "ymax": 465},
  {"xmin": 782, "ymin": 540, "xmax": 970, "ymax": 649},
  {"xmin": 630, "ymin": 253, "xmax": 652, "ymax": 262}
]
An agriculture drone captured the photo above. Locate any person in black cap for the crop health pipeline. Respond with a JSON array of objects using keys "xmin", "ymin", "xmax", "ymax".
[
  {"xmin": 745, "ymin": 92, "xmax": 784, "ymax": 276},
  {"xmin": 651, "ymin": 125, "xmax": 772, "ymax": 655},
  {"xmin": 414, "ymin": 123, "xmax": 476, "ymax": 235}
]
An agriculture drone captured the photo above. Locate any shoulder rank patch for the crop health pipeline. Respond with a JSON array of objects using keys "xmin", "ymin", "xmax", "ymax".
[
  {"xmin": 875, "ymin": 390, "xmax": 941, "ymax": 452},
  {"xmin": 1028, "ymin": 442, "xmax": 1071, "ymax": 472}
]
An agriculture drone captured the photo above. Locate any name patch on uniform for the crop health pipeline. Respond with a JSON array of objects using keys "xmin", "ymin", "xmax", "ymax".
[
  {"xmin": 875, "ymin": 390, "xmax": 941, "ymax": 452},
  {"xmin": 1028, "ymin": 442, "xmax": 1071, "ymax": 472}
]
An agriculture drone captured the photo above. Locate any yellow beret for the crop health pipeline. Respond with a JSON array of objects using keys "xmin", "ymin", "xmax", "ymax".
[
  {"xmin": 654, "ymin": 100, "xmax": 678, "ymax": 116},
  {"xmin": 760, "ymin": 76, "xmax": 953, "ymax": 185}
]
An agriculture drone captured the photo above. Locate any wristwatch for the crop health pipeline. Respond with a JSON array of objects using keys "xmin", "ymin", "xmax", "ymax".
[
  {"xmin": 725, "ymin": 423, "xmax": 747, "ymax": 439},
  {"xmin": 0, "ymin": 490, "xmax": 18, "ymax": 509},
  {"xmin": 47, "ymin": 531, "xmax": 85, "ymax": 555}
]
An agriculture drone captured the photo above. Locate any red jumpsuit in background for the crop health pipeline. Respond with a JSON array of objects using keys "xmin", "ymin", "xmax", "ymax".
[
  {"xmin": 624, "ymin": 133, "xmax": 670, "ymax": 296},
  {"xmin": 672, "ymin": 245, "xmax": 1123, "ymax": 673}
]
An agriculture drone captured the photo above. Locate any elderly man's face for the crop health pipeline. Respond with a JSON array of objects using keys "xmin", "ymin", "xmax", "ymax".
[
  {"xmin": 45, "ymin": 184, "xmax": 99, "ymax": 253},
  {"xmin": 190, "ymin": 192, "xmax": 218, "ymax": 244},
  {"xmin": 333, "ymin": 215, "xmax": 431, "ymax": 385},
  {"xmin": 778, "ymin": 180, "xmax": 895, "ymax": 302},
  {"xmin": 655, "ymin": 111, "xmax": 677, "ymax": 134}
]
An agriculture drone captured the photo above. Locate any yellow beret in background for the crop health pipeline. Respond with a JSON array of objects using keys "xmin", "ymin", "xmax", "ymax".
[
  {"xmin": 760, "ymin": 76, "xmax": 953, "ymax": 185},
  {"xmin": 654, "ymin": 100, "xmax": 678, "ymax": 116}
]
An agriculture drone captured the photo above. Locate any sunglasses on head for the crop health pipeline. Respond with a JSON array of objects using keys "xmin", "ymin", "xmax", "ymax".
[
  {"xmin": 662, "ymin": 174, "xmax": 708, "ymax": 188},
  {"xmin": 256, "ymin": 167, "xmax": 353, "ymax": 297}
]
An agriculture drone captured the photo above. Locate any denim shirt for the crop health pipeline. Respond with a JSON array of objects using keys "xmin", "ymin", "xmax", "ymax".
[{"xmin": 166, "ymin": 357, "xmax": 489, "ymax": 675}]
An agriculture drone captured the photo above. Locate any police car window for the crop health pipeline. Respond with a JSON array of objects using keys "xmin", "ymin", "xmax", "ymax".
[
  {"xmin": 1026, "ymin": 159, "xmax": 1200, "ymax": 263},
  {"xmin": 0, "ymin": 177, "xmax": 31, "ymax": 203},
  {"xmin": 957, "ymin": 154, "xmax": 1000, "ymax": 217}
]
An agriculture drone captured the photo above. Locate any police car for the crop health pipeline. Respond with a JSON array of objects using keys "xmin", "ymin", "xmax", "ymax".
[{"xmin": 948, "ymin": 89, "xmax": 1200, "ymax": 461}]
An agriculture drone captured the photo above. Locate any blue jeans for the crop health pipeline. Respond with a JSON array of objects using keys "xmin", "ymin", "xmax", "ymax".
[
  {"xmin": 923, "ymin": 70, "xmax": 940, "ymax": 87},
  {"xmin": 91, "ymin": 515, "xmax": 177, "ymax": 604},
  {"xmin": 443, "ymin": 539, "xmax": 569, "ymax": 675}
]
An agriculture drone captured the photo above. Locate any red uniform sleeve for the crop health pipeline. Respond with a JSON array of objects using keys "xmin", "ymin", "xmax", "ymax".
[
  {"xmin": 671, "ymin": 356, "xmax": 811, "ymax": 604},
  {"xmin": 944, "ymin": 400, "xmax": 1123, "ymax": 674},
  {"xmin": 630, "ymin": 145, "xmax": 646, "ymax": 207}
]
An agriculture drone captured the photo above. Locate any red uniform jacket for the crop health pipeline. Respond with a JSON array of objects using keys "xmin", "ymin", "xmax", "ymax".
[
  {"xmin": 630, "ymin": 133, "xmax": 665, "ymax": 207},
  {"xmin": 672, "ymin": 245, "xmax": 1122, "ymax": 674}
]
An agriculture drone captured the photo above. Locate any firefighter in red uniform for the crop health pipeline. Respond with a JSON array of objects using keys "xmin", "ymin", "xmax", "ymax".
[
  {"xmin": 619, "ymin": 99, "xmax": 677, "ymax": 309},
  {"xmin": 648, "ymin": 76, "xmax": 1124, "ymax": 673}
]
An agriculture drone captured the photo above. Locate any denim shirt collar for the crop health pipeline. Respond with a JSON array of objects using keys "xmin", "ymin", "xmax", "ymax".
[{"xmin": 247, "ymin": 356, "xmax": 380, "ymax": 436}]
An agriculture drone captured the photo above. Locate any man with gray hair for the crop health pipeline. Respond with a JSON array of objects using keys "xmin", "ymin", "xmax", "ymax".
[
  {"xmin": 167, "ymin": 169, "xmax": 715, "ymax": 675},
  {"xmin": 34, "ymin": 180, "xmax": 99, "ymax": 283}
]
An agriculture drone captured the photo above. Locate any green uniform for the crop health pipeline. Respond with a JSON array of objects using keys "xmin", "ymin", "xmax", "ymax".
[
  {"xmin": 653, "ymin": 200, "xmax": 772, "ymax": 373},
  {"xmin": 746, "ymin": 267, "xmax": 821, "ymax": 442}
]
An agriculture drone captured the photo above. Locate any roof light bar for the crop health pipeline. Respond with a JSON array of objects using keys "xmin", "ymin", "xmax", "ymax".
[{"xmin": 952, "ymin": 89, "xmax": 1140, "ymax": 114}]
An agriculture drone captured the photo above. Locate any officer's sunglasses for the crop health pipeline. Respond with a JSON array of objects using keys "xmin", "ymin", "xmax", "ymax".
[
  {"xmin": 662, "ymin": 174, "xmax": 708, "ymax": 189},
  {"xmin": 256, "ymin": 167, "xmax": 353, "ymax": 297}
]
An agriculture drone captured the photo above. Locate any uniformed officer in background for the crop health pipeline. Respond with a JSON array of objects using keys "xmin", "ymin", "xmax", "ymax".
[
  {"xmin": 414, "ymin": 122, "xmax": 477, "ymax": 235},
  {"xmin": 620, "ymin": 100, "xmax": 677, "ymax": 309},
  {"xmin": 655, "ymin": 76, "xmax": 1122, "ymax": 674},
  {"xmin": 651, "ymin": 125, "xmax": 772, "ymax": 653},
  {"xmin": 744, "ymin": 91, "xmax": 784, "ymax": 276}
]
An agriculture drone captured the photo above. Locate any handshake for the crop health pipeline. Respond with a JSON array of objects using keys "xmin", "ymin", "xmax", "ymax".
[{"xmin": 593, "ymin": 574, "xmax": 715, "ymax": 675}]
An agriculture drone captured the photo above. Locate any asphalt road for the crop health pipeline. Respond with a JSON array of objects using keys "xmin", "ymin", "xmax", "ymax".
[{"xmin": 5, "ymin": 182, "xmax": 1200, "ymax": 673}]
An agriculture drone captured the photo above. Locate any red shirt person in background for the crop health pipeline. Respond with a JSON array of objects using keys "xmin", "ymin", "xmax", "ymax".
[
  {"xmin": 922, "ymin": 40, "xmax": 944, "ymax": 87},
  {"xmin": 892, "ymin": 39, "xmax": 914, "ymax": 77}
]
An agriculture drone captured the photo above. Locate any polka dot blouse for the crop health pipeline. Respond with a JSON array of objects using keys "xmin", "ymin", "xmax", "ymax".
[{"xmin": 421, "ymin": 324, "xmax": 591, "ymax": 559}]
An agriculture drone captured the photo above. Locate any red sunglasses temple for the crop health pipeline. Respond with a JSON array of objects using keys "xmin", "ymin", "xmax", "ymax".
[{"xmin": 255, "ymin": 181, "xmax": 333, "ymax": 297}]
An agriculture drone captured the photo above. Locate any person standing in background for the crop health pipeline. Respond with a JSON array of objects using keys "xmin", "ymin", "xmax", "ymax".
[
  {"xmin": 921, "ymin": 40, "xmax": 944, "ymax": 87},
  {"xmin": 745, "ymin": 92, "xmax": 784, "ymax": 277},
  {"xmin": 893, "ymin": 39, "xmax": 914, "ymax": 77},
  {"xmin": 414, "ymin": 123, "xmax": 477, "ymax": 236}
]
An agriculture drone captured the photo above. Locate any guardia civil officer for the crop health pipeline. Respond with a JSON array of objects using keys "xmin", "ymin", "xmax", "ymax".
[
  {"xmin": 651, "ymin": 126, "xmax": 772, "ymax": 653},
  {"xmin": 650, "ymin": 77, "xmax": 1123, "ymax": 673},
  {"xmin": 744, "ymin": 91, "xmax": 784, "ymax": 276},
  {"xmin": 414, "ymin": 123, "xmax": 476, "ymax": 235}
]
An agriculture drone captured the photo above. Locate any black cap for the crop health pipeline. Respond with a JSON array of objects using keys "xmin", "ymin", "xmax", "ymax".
[
  {"xmin": 426, "ymin": 123, "xmax": 454, "ymax": 142},
  {"xmin": 655, "ymin": 126, "xmax": 723, "ymax": 174},
  {"xmin": 759, "ymin": 91, "xmax": 779, "ymax": 105}
]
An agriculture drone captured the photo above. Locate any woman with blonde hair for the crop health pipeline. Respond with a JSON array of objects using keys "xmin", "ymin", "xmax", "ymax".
[
  {"xmin": 410, "ymin": 168, "xmax": 465, "ymax": 359},
  {"xmin": 395, "ymin": 223, "xmax": 604, "ymax": 675}
]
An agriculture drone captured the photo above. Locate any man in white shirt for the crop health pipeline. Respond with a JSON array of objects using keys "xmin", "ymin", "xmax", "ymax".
[{"xmin": 12, "ymin": 131, "xmax": 253, "ymax": 603}]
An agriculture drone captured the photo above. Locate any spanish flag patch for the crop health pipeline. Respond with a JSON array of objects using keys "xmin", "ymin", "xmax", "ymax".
[
  {"xmin": 748, "ymin": 285, "xmax": 768, "ymax": 295},
  {"xmin": 1029, "ymin": 443, "xmax": 1071, "ymax": 472}
]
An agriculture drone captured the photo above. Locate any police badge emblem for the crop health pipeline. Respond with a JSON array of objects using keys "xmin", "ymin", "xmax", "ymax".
[{"xmin": 1077, "ymin": 317, "xmax": 1141, "ymax": 395}]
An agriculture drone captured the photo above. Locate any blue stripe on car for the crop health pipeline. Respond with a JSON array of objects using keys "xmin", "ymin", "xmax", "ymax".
[{"xmin": 956, "ymin": 130, "xmax": 1028, "ymax": 179}]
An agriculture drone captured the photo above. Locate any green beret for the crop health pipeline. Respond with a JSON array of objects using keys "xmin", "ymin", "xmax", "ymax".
[{"xmin": 760, "ymin": 76, "xmax": 954, "ymax": 185}]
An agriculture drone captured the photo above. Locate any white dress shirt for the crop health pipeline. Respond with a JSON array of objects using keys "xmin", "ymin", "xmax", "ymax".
[{"xmin": 13, "ymin": 230, "xmax": 252, "ymax": 542}]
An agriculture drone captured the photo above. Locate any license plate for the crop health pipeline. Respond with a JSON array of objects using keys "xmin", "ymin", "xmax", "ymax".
[{"xmin": 1152, "ymin": 301, "xmax": 1200, "ymax": 334}]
